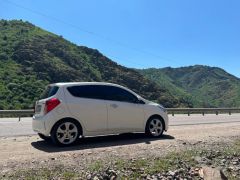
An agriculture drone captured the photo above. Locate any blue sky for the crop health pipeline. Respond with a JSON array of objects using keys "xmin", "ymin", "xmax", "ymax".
[{"xmin": 1, "ymin": 0, "xmax": 240, "ymax": 77}]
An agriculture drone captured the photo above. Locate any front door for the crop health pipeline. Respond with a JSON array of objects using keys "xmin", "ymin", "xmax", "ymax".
[
  {"xmin": 107, "ymin": 101, "xmax": 144, "ymax": 132},
  {"xmin": 104, "ymin": 86, "xmax": 145, "ymax": 132}
]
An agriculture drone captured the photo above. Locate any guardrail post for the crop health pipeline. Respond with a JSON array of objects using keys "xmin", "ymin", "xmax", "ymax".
[
  {"xmin": 19, "ymin": 115, "xmax": 21, "ymax": 121},
  {"xmin": 229, "ymin": 111, "xmax": 231, "ymax": 115},
  {"xmin": 202, "ymin": 112, "xmax": 205, "ymax": 116},
  {"xmin": 216, "ymin": 111, "xmax": 218, "ymax": 115},
  {"xmin": 172, "ymin": 112, "xmax": 174, "ymax": 116},
  {"xmin": 188, "ymin": 111, "xmax": 190, "ymax": 116}
]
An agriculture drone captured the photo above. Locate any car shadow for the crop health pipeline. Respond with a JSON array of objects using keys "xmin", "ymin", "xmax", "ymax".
[{"xmin": 31, "ymin": 133, "xmax": 175, "ymax": 153}]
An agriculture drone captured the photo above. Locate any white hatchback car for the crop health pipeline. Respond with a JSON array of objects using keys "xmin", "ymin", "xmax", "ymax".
[{"xmin": 33, "ymin": 82, "xmax": 169, "ymax": 146}]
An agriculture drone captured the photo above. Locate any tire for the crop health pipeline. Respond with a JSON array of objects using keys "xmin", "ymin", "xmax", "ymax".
[
  {"xmin": 50, "ymin": 119, "xmax": 81, "ymax": 146},
  {"xmin": 145, "ymin": 117, "xmax": 164, "ymax": 138},
  {"xmin": 38, "ymin": 133, "xmax": 49, "ymax": 141}
]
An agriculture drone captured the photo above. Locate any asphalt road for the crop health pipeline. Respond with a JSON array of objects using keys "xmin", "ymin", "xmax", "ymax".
[{"xmin": 0, "ymin": 114, "xmax": 240, "ymax": 137}]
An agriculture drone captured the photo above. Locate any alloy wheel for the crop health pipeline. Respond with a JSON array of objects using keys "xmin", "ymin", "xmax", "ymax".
[
  {"xmin": 56, "ymin": 122, "xmax": 78, "ymax": 145},
  {"xmin": 149, "ymin": 118, "xmax": 163, "ymax": 137}
]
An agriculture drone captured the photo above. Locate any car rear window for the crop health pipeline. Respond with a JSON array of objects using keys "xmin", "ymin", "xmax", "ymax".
[{"xmin": 40, "ymin": 86, "xmax": 59, "ymax": 99}]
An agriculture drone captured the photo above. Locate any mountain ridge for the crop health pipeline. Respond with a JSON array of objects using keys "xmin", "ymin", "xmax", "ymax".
[
  {"xmin": 1, "ymin": 19, "xmax": 239, "ymax": 109},
  {"xmin": 138, "ymin": 65, "xmax": 240, "ymax": 107},
  {"xmin": 0, "ymin": 19, "xmax": 191, "ymax": 109}
]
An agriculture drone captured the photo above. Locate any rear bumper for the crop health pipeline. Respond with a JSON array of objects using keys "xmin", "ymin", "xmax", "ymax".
[
  {"xmin": 32, "ymin": 114, "xmax": 54, "ymax": 136},
  {"xmin": 32, "ymin": 116, "xmax": 47, "ymax": 135}
]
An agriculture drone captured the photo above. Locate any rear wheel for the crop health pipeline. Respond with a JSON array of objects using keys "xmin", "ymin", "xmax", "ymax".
[
  {"xmin": 145, "ymin": 117, "xmax": 164, "ymax": 138},
  {"xmin": 51, "ymin": 119, "xmax": 80, "ymax": 146}
]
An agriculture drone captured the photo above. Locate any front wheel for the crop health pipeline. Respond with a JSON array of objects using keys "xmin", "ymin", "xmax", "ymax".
[
  {"xmin": 51, "ymin": 119, "xmax": 80, "ymax": 146},
  {"xmin": 145, "ymin": 117, "xmax": 164, "ymax": 138}
]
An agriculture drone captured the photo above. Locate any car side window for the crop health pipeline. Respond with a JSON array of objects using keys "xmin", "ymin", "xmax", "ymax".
[
  {"xmin": 67, "ymin": 85, "xmax": 105, "ymax": 100},
  {"xmin": 67, "ymin": 85, "xmax": 138, "ymax": 103},
  {"xmin": 104, "ymin": 86, "xmax": 138, "ymax": 103}
]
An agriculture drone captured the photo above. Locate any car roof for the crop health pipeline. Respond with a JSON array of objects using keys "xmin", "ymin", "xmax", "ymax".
[{"xmin": 51, "ymin": 82, "xmax": 121, "ymax": 87}]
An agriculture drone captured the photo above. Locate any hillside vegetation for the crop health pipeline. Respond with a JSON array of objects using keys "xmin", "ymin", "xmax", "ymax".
[
  {"xmin": 0, "ymin": 20, "xmax": 192, "ymax": 109},
  {"xmin": 139, "ymin": 66, "xmax": 240, "ymax": 107},
  {"xmin": 1, "ymin": 20, "xmax": 239, "ymax": 109}
]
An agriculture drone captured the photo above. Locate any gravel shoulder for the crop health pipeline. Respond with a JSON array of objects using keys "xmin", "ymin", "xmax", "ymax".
[{"xmin": 0, "ymin": 122, "xmax": 240, "ymax": 178}]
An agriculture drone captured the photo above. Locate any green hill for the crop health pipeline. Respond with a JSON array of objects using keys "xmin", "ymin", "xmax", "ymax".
[
  {"xmin": 0, "ymin": 20, "xmax": 192, "ymax": 109},
  {"xmin": 138, "ymin": 66, "xmax": 240, "ymax": 107}
]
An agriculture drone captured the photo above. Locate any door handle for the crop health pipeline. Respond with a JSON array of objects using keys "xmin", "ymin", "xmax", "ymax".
[{"xmin": 110, "ymin": 104, "xmax": 118, "ymax": 108}]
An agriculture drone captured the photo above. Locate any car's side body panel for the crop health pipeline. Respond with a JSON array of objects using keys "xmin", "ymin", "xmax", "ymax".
[{"xmin": 32, "ymin": 82, "xmax": 169, "ymax": 139}]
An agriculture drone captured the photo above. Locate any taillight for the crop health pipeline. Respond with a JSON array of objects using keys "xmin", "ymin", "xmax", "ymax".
[{"xmin": 45, "ymin": 98, "xmax": 61, "ymax": 114}]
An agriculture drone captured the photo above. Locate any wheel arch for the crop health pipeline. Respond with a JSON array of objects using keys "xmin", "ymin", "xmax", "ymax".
[{"xmin": 50, "ymin": 117, "xmax": 83, "ymax": 136}]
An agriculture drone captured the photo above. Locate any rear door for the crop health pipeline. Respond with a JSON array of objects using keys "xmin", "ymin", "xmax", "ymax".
[
  {"xmin": 64, "ymin": 85, "xmax": 108, "ymax": 132},
  {"xmin": 104, "ymin": 86, "xmax": 145, "ymax": 132}
]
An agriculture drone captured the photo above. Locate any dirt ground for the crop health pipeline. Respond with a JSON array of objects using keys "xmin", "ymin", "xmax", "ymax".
[{"xmin": 0, "ymin": 122, "xmax": 240, "ymax": 174}]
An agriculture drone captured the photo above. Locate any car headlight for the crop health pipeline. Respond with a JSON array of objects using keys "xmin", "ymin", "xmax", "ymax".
[{"xmin": 158, "ymin": 105, "xmax": 167, "ymax": 112}]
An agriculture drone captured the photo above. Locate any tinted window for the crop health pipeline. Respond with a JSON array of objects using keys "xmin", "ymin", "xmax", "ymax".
[
  {"xmin": 67, "ymin": 85, "xmax": 138, "ymax": 103},
  {"xmin": 67, "ymin": 85, "xmax": 105, "ymax": 100},
  {"xmin": 104, "ymin": 86, "xmax": 138, "ymax": 103},
  {"xmin": 40, "ymin": 86, "xmax": 59, "ymax": 99}
]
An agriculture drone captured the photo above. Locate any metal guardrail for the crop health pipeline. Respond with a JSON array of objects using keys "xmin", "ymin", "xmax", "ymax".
[
  {"xmin": 0, "ymin": 108, "xmax": 240, "ymax": 120},
  {"xmin": 167, "ymin": 108, "xmax": 240, "ymax": 116},
  {"xmin": 0, "ymin": 110, "xmax": 34, "ymax": 121}
]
